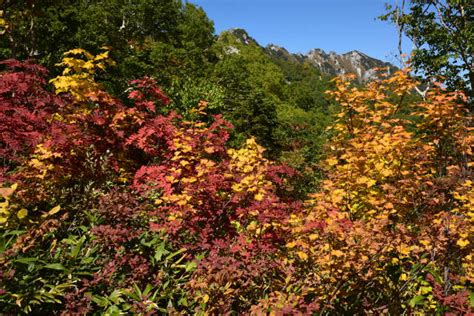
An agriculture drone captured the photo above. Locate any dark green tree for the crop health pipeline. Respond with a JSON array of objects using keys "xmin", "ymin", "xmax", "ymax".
[
  {"xmin": 0, "ymin": 0, "xmax": 215, "ymax": 92},
  {"xmin": 382, "ymin": 0, "xmax": 474, "ymax": 103},
  {"xmin": 212, "ymin": 53, "xmax": 280, "ymax": 154}
]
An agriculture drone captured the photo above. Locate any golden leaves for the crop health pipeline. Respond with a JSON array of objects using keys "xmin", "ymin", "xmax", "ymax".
[
  {"xmin": 47, "ymin": 205, "xmax": 61, "ymax": 216},
  {"xmin": 17, "ymin": 209, "xmax": 28, "ymax": 219},
  {"xmin": 398, "ymin": 244, "xmax": 411, "ymax": 256},
  {"xmin": 356, "ymin": 176, "xmax": 376, "ymax": 188},
  {"xmin": 456, "ymin": 238, "xmax": 469, "ymax": 248},
  {"xmin": 27, "ymin": 144, "xmax": 61, "ymax": 180},
  {"xmin": 330, "ymin": 189, "xmax": 345, "ymax": 204},
  {"xmin": 0, "ymin": 183, "xmax": 18, "ymax": 224},
  {"xmin": 50, "ymin": 48, "xmax": 114, "ymax": 101},
  {"xmin": 281, "ymin": 68, "xmax": 473, "ymax": 310},
  {"xmin": 0, "ymin": 199, "xmax": 11, "ymax": 225},
  {"xmin": 326, "ymin": 157, "xmax": 338, "ymax": 167},
  {"xmin": 296, "ymin": 251, "xmax": 308, "ymax": 260},
  {"xmin": 0, "ymin": 10, "xmax": 7, "ymax": 35},
  {"xmin": 1, "ymin": 184, "xmax": 29, "ymax": 224},
  {"xmin": 228, "ymin": 138, "xmax": 272, "ymax": 198},
  {"xmin": 331, "ymin": 249, "xmax": 344, "ymax": 257},
  {"xmin": 309, "ymin": 233, "xmax": 319, "ymax": 241}
]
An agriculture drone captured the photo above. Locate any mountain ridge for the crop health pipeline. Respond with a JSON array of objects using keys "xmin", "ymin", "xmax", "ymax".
[{"xmin": 224, "ymin": 28, "xmax": 397, "ymax": 83}]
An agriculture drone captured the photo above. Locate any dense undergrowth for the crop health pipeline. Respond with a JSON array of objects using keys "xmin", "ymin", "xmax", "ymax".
[{"xmin": 0, "ymin": 48, "xmax": 472, "ymax": 314}]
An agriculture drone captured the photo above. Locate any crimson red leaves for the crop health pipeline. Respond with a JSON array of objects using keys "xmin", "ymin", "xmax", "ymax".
[{"xmin": 0, "ymin": 60, "xmax": 63, "ymax": 179}]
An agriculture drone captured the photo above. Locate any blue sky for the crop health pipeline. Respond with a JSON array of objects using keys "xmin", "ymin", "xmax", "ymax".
[{"xmin": 190, "ymin": 0, "xmax": 412, "ymax": 64}]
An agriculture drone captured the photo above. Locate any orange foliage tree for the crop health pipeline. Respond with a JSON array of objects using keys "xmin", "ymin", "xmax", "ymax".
[{"xmin": 259, "ymin": 70, "xmax": 473, "ymax": 314}]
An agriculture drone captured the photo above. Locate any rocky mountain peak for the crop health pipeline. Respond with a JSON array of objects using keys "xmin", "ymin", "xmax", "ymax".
[
  {"xmin": 225, "ymin": 28, "xmax": 257, "ymax": 45},
  {"xmin": 266, "ymin": 44, "xmax": 295, "ymax": 61},
  {"xmin": 222, "ymin": 28, "xmax": 397, "ymax": 82},
  {"xmin": 267, "ymin": 44, "xmax": 289, "ymax": 54},
  {"xmin": 305, "ymin": 48, "xmax": 396, "ymax": 82}
]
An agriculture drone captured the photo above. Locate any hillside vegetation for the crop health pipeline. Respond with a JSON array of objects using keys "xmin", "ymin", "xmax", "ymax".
[{"xmin": 0, "ymin": 1, "xmax": 472, "ymax": 314}]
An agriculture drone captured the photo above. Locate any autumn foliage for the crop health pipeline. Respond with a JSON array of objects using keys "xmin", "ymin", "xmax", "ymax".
[
  {"xmin": 270, "ymin": 71, "xmax": 473, "ymax": 314},
  {"xmin": 0, "ymin": 51, "xmax": 472, "ymax": 314}
]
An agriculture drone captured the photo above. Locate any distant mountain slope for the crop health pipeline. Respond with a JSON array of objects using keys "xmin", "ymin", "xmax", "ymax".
[{"xmin": 223, "ymin": 28, "xmax": 397, "ymax": 83}]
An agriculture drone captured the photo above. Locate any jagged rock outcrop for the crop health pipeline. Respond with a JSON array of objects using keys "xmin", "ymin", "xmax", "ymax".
[
  {"xmin": 266, "ymin": 44, "xmax": 396, "ymax": 83},
  {"xmin": 220, "ymin": 28, "xmax": 397, "ymax": 83},
  {"xmin": 305, "ymin": 48, "xmax": 396, "ymax": 82}
]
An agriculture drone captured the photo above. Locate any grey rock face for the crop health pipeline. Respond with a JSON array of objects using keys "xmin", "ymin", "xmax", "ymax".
[
  {"xmin": 288, "ymin": 48, "xmax": 396, "ymax": 82},
  {"xmin": 265, "ymin": 45, "xmax": 396, "ymax": 82}
]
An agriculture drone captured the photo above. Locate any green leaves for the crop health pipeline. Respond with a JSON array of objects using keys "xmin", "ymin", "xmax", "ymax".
[
  {"xmin": 42, "ymin": 263, "xmax": 67, "ymax": 271},
  {"xmin": 382, "ymin": 0, "xmax": 474, "ymax": 99},
  {"xmin": 409, "ymin": 295, "xmax": 426, "ymax": 308},
  {"xmin": 69, "ymin": 235, "xmax": 86, "ymax": 259},
  {"xmin": 14, "ymin": 257, "xmax": 42, "ymax": 264},
  {"xmin": 153, "ymin": 240, "xmax": 170, "ymax": 262}
]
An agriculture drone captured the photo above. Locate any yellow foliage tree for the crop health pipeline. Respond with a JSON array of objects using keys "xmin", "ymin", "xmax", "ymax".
[
  {"xmin": 264, "ymin": 70, "xmax": 474, "ymax": 314},
  {"xmin": 50, "ymin": 48, "xmax": 114, "ymax": 102}
]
